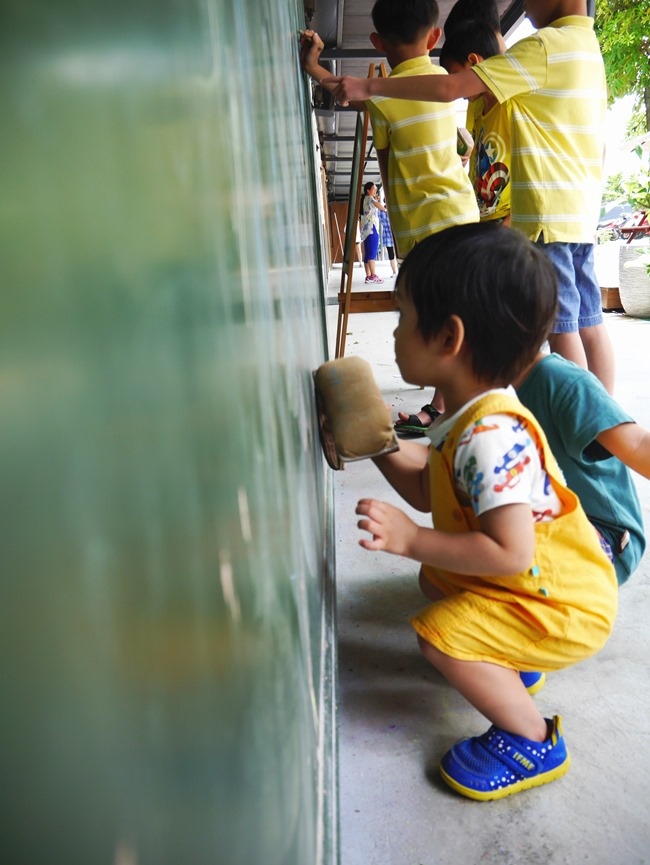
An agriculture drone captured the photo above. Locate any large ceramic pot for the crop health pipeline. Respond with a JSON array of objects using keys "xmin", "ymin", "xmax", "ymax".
[{"xmin": 618, "ymin": 243, "xmax": 650, "ymax": 318}]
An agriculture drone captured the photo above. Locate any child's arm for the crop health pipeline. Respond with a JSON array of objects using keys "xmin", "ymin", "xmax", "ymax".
[
  {"xmin": 597, "ymin": 422, "xmax": 650, "ymax": 479},
  {"xmin": 299, "ymin": 30, "xmax": 367, "ymax": 112},
  {"xmin": 325, "ymin": 68, "xmax": 487, "ymax": 107},
  {"xmin": 371, "ymin": 442, "xmax": 431, "ymax": 512},
  {"xmin": 376, "ymin": 147, "xmax": 390, "ymax": 208},
  {"xmin": 356, "ymin": 499, "xmax": 535, "ymax": 577}
]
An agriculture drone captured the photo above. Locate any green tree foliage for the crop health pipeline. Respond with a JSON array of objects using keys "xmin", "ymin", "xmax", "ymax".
[
  {"xmin": 623, "ymin": 148, "xmax": 650, "ymax": 210},
  {"xmin": 627, "ymin": 107, "xmax": 646, "ymax": 139},
  {"xmin": 595, "ymin": 0, "xmax": 650, "ymax": 129},
  {"xmin": 603, "ymin": 172, "xmax": 626, "ymax": 203}
]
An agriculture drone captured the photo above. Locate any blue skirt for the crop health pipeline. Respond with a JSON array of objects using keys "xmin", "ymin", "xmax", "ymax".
[{"xmin": 363, "ymin": 226, "xmax": 379, "ymax": 262}]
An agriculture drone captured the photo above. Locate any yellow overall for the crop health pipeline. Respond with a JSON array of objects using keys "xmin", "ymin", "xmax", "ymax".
[{"xmin": 413, "ymin": 392, "xmax": 618, "ymax": 672}]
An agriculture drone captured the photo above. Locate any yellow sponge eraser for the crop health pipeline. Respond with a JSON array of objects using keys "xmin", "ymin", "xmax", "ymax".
[{"xmin": 314, "ymin": 356, "xmax": 399, "ymax": 465}]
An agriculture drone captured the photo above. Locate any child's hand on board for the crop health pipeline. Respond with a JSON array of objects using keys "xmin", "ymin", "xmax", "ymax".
[{"xmin": 299, "ymin": 29, "xmax": 324, "ymax": 73}]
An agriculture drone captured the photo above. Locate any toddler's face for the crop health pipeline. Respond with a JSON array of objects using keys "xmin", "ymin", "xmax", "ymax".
[{"xmin": 393, "ymin": 282, "xmax": 435, "ymax": 387}]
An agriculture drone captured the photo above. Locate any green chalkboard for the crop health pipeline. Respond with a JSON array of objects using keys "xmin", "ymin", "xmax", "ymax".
[{"xmin": 0, "ymin": 2, "xmax": 336, "ymax": 864}]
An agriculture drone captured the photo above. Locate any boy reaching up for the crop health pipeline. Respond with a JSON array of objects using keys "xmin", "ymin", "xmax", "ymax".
[
  {"xmin": 301, "ymin": 0, "xmax": 478, "ymax": 432},
  {"xmin": 300, "ymin": 0, "xmax": 477, "ymax": 261},
  {"xmin": 327, "ymin": 0, "xmax": 616, "ymax": 396}
]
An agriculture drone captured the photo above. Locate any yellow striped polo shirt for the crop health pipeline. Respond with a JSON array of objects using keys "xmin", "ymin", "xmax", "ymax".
[
  {"xmin": 366, "ymin": 56, "xmax": 478, "ymax": 257},
  {"xmin": 473, "ymin": 16, "xmax": 607, "ymax": 243}
]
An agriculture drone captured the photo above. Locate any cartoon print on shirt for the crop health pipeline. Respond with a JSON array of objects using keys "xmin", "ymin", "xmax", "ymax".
[
  {"xmin": 474, "ymin": 128, "xmax": 509, "ymax": 216},
  {"xmin": 458, "ymin": 418, "xmax": 499, "ymax": 448},
  {"xmin": 512, "ymin": 418, "xmax": 526, "ymax": 434},
  {"xmin": 451, "ymin": 414, "xmax": 562, "ymax": 523},
  {"xmin": 460, "ymin": 456, "xmax": 485, "ymax": 508},
  {"xmin": 493, "ymin": 442, "xmax": 532, "ymax": 493}
]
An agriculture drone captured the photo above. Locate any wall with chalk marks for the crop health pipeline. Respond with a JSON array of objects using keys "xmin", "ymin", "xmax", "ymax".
[{"xmin": 0, "ymin": 1, "xmax": 336, "ymax": 863}]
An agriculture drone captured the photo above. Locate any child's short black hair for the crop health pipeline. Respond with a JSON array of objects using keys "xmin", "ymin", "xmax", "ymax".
[
  {"xmin": 396, "ymin": 223, "xmax": 558, "ymax": 384},
  {"xmin": 371, "ymin": 0, "xmax": 439, "ymax": 45},
  {"xmin": 439, "ymin": 19, "xmax": 501, "ymax": 69},
  {"xmin": 443, "ymin": 0, "xmax": 500, "ymax": 37}
]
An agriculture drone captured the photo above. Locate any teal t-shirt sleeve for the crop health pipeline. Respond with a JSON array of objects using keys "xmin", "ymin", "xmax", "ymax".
[
  {"xmin": 555, "ymin": 371, "xmax": 634, "ymax": 464},
  {"xmin": 522, "ymin": 355, "xmax": 635, "ymax": 464}
]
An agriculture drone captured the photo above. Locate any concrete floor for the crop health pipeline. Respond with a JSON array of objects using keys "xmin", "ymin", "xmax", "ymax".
[{"xmin": 326, "ymin": 253, "xmax": 650, "ymax": 865}]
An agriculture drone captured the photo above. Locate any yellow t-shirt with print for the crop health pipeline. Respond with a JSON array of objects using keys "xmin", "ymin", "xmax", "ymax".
[
  {"xmin": 465, "ymin": 96, "xmax": 512, "ymax": 222},
  {"xmin": 366, "ymin": 56, "xmax": 478, "ymax": 257},
  {"xmin": 472, "ymin": 16, "xmax": 606, "ymax": 243}
]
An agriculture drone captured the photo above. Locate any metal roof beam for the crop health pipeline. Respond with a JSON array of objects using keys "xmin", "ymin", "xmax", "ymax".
[
  {"xmin": 323, "ymin": 156, "xmax": 378, "ymax": 162},
  {"xmin": 321, "ymin": 48, "xmax": 439, "ymax": 60}
]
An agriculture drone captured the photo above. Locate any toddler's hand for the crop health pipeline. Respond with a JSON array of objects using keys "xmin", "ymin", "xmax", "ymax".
[{"xmin": 356, "ymin": 498, "xmax": 419, "ymax": 556}]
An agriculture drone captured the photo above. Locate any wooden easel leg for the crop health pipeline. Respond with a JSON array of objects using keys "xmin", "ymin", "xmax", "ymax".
[
  {"xmin": 335, "ymin": 265, "xmax": 349, "ymax": 358},
  {"xmin": 334, "ymin": 62, "xmax": 391, "ymax": 359}
]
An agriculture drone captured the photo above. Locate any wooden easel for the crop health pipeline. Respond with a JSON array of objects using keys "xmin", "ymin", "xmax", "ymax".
[
  {"xmin": 334, "ymin": 63, "xmax": 397, "ymax": 358},
  {"xmin": 332, "ymin": 211, "xmax": 344, "ymax": 261}
]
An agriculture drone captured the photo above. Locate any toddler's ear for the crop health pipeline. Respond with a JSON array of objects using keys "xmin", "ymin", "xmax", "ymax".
[
  {"xmin": 439, "ymin": 314, "xmax": 465, "ymax": 357},
  {"xmin": 427, "ymin": 27, "xmax": 442, "ymax": 52},
  {"xmin": 369, "ymin": 32, "xmax": 384, "ymax": 53}
]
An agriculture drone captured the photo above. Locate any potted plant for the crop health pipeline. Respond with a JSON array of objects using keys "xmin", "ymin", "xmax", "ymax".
[{"xmin": 618, "ymin": 148, "xmax": 650, "ymax": 317}]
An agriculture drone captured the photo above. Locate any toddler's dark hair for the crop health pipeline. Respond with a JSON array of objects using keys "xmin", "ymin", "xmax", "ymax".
[
  {"xmin": 443, "ymin": 0, "xmax": 500, "ymax": 37},
  {"xmin": 371, "ymin": 0, "xmax": 439, "ymax": 45},
  {"xmin": 440, "ymin": 19, "xmax": 501, "ymax": 69},
  {"xmin": 396, "ymin": 223, "xmax": 558, "ymax": 384}
]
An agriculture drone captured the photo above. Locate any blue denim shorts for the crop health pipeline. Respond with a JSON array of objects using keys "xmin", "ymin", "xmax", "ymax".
[{"xmin": 537, "ymin": 241, "xmax": 603, "ymax": 333}]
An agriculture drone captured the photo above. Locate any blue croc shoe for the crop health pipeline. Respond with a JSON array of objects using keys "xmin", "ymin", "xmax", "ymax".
[
  {"xmin": 439, "ymin": 715, "xmax": 570, "ymax": 801},
  {"xmin": 520, "ymin": 671, "xmax": 546, "ymax": 695}
]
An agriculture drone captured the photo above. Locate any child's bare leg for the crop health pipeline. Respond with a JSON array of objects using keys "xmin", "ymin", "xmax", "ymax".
[
  {"xmin": 547, "ymin": 331, "xmax": 587, "ymax": 370},
  {"xmin": 417, "ymin": 636, "xmax": 548, "ymax": 742},
  {"xmin": 548, "ymin": 328, "xmax": 615, "ymax": 395},
  {"xmin": 579, "ymin": 322, "xmax": 616, "ymax": 395}
]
